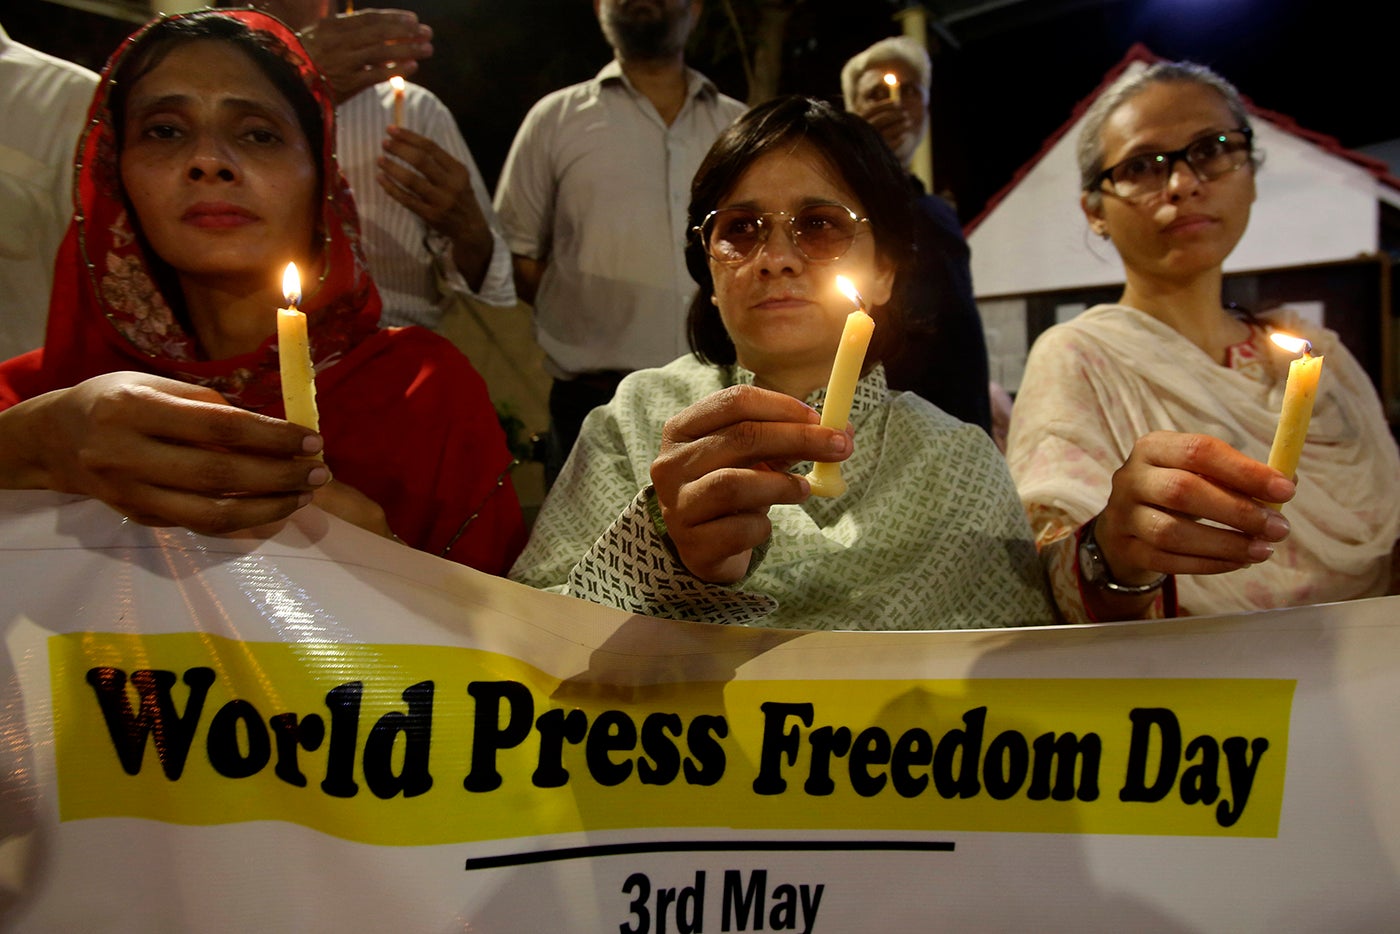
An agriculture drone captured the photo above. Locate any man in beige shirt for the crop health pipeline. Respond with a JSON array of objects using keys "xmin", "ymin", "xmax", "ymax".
[{"xmin": 494, "ymin": 0, "xmax": 745, "ymax": 486}]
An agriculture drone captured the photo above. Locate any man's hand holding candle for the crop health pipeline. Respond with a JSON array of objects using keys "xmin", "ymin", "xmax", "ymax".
[
  {"xmin": 377, "ymin": 127, "xmax": 495, "ymax": 290},
  {"xmin": 650, "ymin": 386, "xmax": 853, "ymax": 583},
  {"xmin": 297, "ymin": 9, "xmax": 433, "ymax": 105},
  {"xmin": 856, "ymin": 95, "xmax": 915, "ymax": 162}
]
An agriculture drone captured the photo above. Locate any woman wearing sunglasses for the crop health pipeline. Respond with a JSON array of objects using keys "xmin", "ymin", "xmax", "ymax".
[
  {"xmin": 1007, "ymin": 61, "xmax": 1400, "ymax": 622},
  {"xmin": 510, "ymin": 95, "xmax": 1058, "ymax": 630}
]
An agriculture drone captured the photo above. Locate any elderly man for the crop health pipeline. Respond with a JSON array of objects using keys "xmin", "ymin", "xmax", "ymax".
[{"xmin": 842, "ymin": 36, "xmax": 992, "ymax": 434}]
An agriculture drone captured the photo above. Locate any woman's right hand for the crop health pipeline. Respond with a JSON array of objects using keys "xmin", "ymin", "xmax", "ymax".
[
  {"xmin": 0, "ymin": 371, "xmax": 328, "ymax": 534},
  {"xmin": 649, "ymin": 385, "xmax": 853, "ymax": 584}
]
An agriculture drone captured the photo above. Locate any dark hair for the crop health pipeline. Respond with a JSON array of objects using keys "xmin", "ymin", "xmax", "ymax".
[
  {"xmin": 684, "ymin": 95, "xmax": 916, "ymax": 368},
  {"xmin": 110, "ymin": 12, "xmax": 324, "ymax": 169}
]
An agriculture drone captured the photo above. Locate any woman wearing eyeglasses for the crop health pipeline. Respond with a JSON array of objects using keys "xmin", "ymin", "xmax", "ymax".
[
  {"xmin": 1007, "ymin": 61, "xmax": 1400, "ymax": 622},
  {"xmin": 510, "ymin": 95, "xmax": 1058, "ymax": 630}
]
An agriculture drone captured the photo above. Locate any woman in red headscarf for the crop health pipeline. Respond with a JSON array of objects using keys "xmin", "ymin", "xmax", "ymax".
[{"xmin": 0, "ymin": 9, "xmax": 526, "ymax": 574}]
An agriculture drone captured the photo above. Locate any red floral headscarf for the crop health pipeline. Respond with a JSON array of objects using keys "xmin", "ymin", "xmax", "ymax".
[{"xmin": 41, "ymin": 8, "xmax": 381, "ymax": 411}]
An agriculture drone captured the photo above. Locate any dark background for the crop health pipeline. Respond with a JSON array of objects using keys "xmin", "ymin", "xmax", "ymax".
[{"xmin": 7, "ymin": 0, "xmax": 1399, "ymax": 226}]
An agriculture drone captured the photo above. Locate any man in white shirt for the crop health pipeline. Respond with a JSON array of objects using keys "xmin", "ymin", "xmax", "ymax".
[
  {"xmin": 0, "ymin": 21, "xmax": 98, "ymax": 362},
  {"xmin": 494, "ymin": 0, "xmax": 745, "ymax": 486},
  {"xmin": 235, "ymin": 1, "xmax": 515, "ymax": 328}
]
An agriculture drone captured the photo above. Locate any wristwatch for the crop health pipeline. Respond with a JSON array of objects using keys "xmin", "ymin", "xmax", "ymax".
[{"xmin": 1078, "ymin": 516, "xmax": 1168, "ymax": 596}]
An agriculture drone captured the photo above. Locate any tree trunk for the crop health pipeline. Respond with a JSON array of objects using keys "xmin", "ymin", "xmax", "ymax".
[{"xmin": 748, "ymin": 0, "xmax": 794, "ymax": 104}]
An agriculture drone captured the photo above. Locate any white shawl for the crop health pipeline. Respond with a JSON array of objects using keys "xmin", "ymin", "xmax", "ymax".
[{"xmin": 1008, "ymin": 304, "xmax": 1400, "ymax": 616}]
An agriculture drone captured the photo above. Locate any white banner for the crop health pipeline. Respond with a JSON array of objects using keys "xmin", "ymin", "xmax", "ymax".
[{"xmin": 2, "ymin": 490, "xmax": 1398, "ymax": 931}]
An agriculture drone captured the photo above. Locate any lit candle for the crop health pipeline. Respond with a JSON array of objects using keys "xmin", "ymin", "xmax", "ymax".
[
  {"xmin": 805, "ymin": 275, "xmax": 875, "ymax": 498},
  {"xmin": 1264, "ymin": 332, "xmax": 1323, "ymax": 509},
  {"xmin": 277, "ymin": 262, "xmax": 322, "ymax": 457},
  {"xmin": 883, "ymin": 72, "xmax": 901, "ymax": 105},
  {"xmin": 390, "ymin": 75, "xmax": 405, "ymax": 128}
]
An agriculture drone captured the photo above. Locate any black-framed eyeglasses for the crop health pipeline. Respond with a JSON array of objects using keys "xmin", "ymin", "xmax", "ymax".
[
  {"xmin": 1090, "ymin": 127, "xmax": 1254, "ymax": 200},
  {"xmin": 693, "ymin": 203, "xmax": 871, "ymax": 266}
]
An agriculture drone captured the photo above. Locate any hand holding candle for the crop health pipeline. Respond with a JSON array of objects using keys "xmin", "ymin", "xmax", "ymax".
[
  {"xmin": 883, "ymin": 72, "xmax": 901, "ymax": 105},
  {"xmin": 805, "ymin": 275, "xmax": 874, "ymax": 498},
  {"xmin": 276, "ymin": 262, "xmax": 323, "ymax": 459},
  {"xmin": 390, "ymin": 75, "xmax": 405, "ymax": 127},
  {"xmin": 1265, "ymin": 331, "xmax": 1322, "ymax": 509}
]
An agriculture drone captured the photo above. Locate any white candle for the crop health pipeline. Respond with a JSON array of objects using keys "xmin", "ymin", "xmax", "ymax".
[
  {"xmin": 806, "ymin": 275, "xmax": 874, "ymax": 498},
  {"xmin": 1264, "ymin": 332, "xmax": 1322, "ymax": 509},
  {"xmin": 390, "ymin": 76, "xmax": 405, "ymax": 127},
  {"xmin": 883, "ymin": 72, "xmax": 901, "ymax": 105},
  {"xmin": 276, "ymin": 263, "xmax": 322, "ymax": 457}
]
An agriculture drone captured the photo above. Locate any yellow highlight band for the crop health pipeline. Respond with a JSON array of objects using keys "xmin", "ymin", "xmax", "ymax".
[{"xmin": 51, "ymin": 633, "xmax": 1294, "ymax": 846}]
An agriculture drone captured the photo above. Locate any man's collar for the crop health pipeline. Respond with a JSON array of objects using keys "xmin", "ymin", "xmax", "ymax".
[{"xmin": 596, "ymin": 58, "xmax": 716, "ymax": 100}]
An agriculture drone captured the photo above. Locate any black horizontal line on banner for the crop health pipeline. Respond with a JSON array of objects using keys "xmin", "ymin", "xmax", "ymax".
[{"xmin": 465, "ymin": 839, "xmax": 955, "ymax": 870}]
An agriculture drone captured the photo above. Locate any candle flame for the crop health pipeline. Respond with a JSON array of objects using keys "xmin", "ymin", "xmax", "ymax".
[
  {"xmin": 282, "ymin": 262, "xmax": 301, "ymax": 308},
  {"xmin": 390, "ymin": 76, "xmax": 405, "ymax": 92},
  {"xmin": 834, "ymin": 275, "xmax": 866, "ymax": 312},
  {"xmin": 883, "ymin": 73, "xmax": 898, "ymax": 89},
  {"xmin": 1270, "ymin": 332, "xmax": 1312, "ymax": 356}
]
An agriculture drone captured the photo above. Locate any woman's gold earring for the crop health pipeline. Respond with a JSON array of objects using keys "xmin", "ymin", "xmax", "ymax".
[{"xmin": 710, "ymin": 294, "xmax": 719, "ymax": 306}]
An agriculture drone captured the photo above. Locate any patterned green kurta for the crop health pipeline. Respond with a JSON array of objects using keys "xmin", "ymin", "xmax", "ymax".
[{"xmin": 510, "ymin": 356, "xmax": 1057, "ymax": 630}]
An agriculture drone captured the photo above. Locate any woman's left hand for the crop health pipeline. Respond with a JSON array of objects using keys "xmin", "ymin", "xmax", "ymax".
[{"xmin": 312, "ymin": 479, "xmax": 395, "ymax": 541}]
